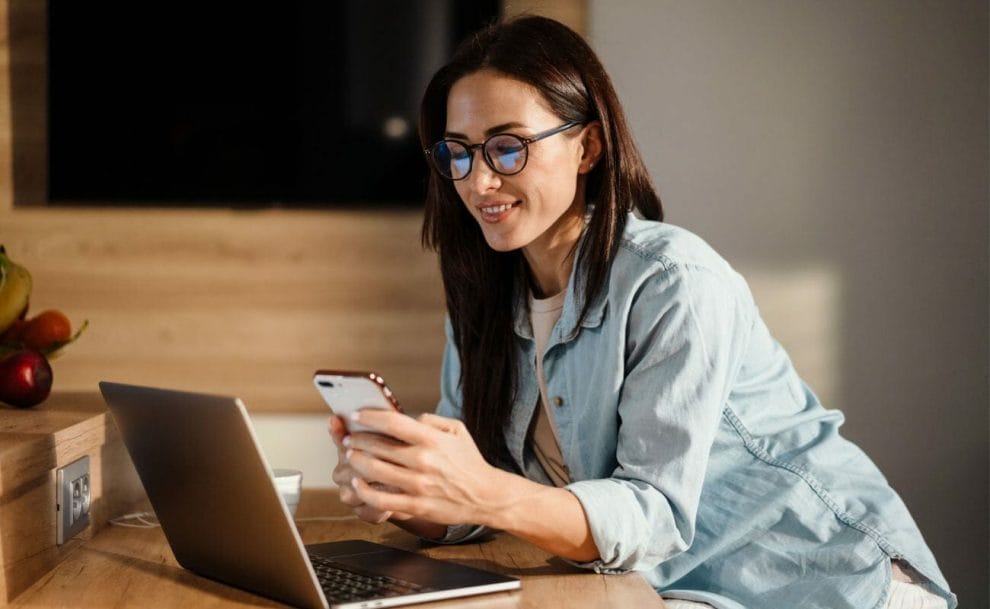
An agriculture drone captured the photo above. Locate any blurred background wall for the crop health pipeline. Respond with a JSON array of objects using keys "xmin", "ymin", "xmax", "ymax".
[{"xmin": 588, "ymin": 1, "xmax": 987, "ymax": 605}]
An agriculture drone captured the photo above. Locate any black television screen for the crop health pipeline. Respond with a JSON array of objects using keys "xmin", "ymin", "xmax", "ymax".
[{"xmin": 48, "ymin": 2, "xmax": 499, "ymax": 207}]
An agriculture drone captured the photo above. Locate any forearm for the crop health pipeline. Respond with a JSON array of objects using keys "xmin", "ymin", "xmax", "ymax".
[
  {"xmin": 342, "ymin": 410, "xmax": 599, "ymax": 561},
  {"xmin": 481, "ymin": 468, "xmax": 599, "ymax": 563}
]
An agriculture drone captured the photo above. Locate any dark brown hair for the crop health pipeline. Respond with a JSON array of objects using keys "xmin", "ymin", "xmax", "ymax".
[{"xmin": 420, "ymin": 16, "xmax": 662, "ymax": 464}]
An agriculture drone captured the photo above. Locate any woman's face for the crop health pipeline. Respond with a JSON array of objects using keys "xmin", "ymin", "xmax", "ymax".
[{"xmin": 445, "ymin": 69, "xmax": 594, "ymax": 255}]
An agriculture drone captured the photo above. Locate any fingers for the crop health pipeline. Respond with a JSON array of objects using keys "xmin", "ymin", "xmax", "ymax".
[
  {"xmin": 350, "ymin": 410, "xmax": 441, "ymax": 446},
  {"xmin": 345, "ymin": 431, "xmax": 407, "ymax": 450},
  {"xmin": 331, "ymin": 461, "xmax": 353, "ymax": 488},
  {"xmin": 354, "ymin": 504, "xmax": 393, "ymax": 524},
  {"xmin": 351, "ymin": 477, "xmax": 417, "ymax": 515},
  {"xmin": 344, "ymin": 432, "xmax": 419, "ymax": 469},
  {"xmin": 337, "ymin": 474, "xmax": 361, "ymax": 505},
  {"xmin": 336, "ymin": 465, "xmax": 394, "ymax": 522},
  {"xmin": 335, "ymin": 443, "xmax": 399, "ymax": 506},
  {"xmin": 332, "ymin": 423, "xmax": 403, "ymax": 524},
  {"xmin": 340, "ymin": 480, "xmax": 392, "ymax": 523},
  {"xmin": 346, "ymin": 448, "xmax": 421, "ymax": 492},
  {"xmin": 345, "ymin": 411, "xmax": 462, "ymax": 450},
  {"xmin": 343, "ymin": 416, "xmax": 460, "ymax": 480}
]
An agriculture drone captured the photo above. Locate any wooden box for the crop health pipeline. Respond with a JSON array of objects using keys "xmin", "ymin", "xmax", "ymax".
[{"xmin": 0, "ymin": 392, "xmax": 144, "ymax": 603}]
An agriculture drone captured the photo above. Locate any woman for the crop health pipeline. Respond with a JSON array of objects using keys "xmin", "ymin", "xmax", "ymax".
[{"xmin": 328, "ymin": 16, "xmax": 955, "ymax": 609}]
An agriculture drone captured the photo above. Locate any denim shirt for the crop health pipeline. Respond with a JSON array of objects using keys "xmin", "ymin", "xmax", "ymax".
[{"xmin": 434, "ymin": 214, "xmax": 956, "ymax": 609}]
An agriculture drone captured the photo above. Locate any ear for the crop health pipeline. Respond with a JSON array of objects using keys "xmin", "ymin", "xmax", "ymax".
[{"xmin": 577, "ymin": 121, "xmax": 604, "ymax": 175}]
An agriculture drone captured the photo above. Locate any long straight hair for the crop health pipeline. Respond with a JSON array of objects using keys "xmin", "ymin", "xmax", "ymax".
[{"xmin": 419, "ymin": 16, "xmax": 662, "ymax": 464}]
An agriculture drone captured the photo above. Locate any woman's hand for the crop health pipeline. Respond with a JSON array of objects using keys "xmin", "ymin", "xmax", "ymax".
[
  {"xmin": 341, "ymin": 410, "xmax": 599, "ymax": 561},
  {"xmin": 342, "ymin": 410, "xmax": 504, "ymax": 527},
  {"xmin": 327, "ymin": 415, "xmax": 401, "ymax": 523}
]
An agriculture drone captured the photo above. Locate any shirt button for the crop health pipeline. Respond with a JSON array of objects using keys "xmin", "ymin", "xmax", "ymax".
[{"xmin": 553, "ymin": 396, "xmax": 565, "ymax": 407}]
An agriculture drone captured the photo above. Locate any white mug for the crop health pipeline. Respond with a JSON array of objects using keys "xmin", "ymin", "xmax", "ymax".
[{"xmin": 273, "ymin": 468, "xmax": 303, "ymax": 517}]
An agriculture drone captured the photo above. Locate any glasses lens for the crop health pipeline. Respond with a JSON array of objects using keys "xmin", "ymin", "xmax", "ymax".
[
  {"xmin": 432, "ymin": 141, "xmax": 471, "ymax": 179},
  {"xmin": 486, "ymin": 135, "xmax": 527, "ymax": 175}
]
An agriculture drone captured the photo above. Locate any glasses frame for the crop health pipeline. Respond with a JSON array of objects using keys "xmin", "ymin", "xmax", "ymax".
[{"xmin": 425, "ymin": 121, "xmax": 583, "ymax": 181}]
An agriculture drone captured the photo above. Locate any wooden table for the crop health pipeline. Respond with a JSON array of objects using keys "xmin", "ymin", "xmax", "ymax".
[{"xmin": 9, "ymin": 489, "xmax": 665, "ymax": 608}]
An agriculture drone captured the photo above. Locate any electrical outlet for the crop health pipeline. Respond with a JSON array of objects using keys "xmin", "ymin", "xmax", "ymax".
[{"xmin": 56, "ymin": 456, "xmax": 91, "ymax": 545}]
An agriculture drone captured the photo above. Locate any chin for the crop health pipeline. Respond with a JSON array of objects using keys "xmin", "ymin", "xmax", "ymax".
[
  {"xmin": 483, "ymin": 235, "xmax": 520, "ymax": 253},
  {"xmin": 481, "ymin": 228, "xmax": 526, "ymax": 253}
]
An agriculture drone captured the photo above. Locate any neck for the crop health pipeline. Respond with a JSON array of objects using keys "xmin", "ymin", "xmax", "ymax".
[{"xmin": 523, "ymin": 204, "xmax": 584, "ymax": 298}]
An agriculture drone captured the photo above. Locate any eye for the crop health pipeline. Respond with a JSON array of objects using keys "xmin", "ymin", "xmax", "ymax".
[
  {"xmin": 448, "ymin": 145, "xmax": 470, "ymax": 160},
  {"xmin": 489, "ymin": 136, "xmax": 525, "ymax": 156},
  {"xmin": 487, "ymin": 135, "xmax": 525, "ymax": 171}
]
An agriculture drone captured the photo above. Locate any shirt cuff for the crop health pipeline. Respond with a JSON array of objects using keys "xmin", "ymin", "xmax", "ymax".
[
  {"xmin": 426, "ymin": 523, "xmax": 490, "ymax": 545},
  {"xmin": 564, "ymin": 480, "xmax": 638, "ymax": 573},
  {"xmin": 562, "ymin": 556, "xmax": 632, "ymax": 575}
]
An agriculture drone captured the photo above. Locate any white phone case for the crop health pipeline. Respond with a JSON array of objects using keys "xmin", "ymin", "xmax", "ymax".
[{"xmin": 312, "ymin": 370, "xmax": 401, "ymax": 433}]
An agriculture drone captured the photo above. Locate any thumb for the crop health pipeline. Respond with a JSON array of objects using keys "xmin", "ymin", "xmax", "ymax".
[{"xmin": 328, "ymin": 415, "xmax": 348, "ymax": 446}]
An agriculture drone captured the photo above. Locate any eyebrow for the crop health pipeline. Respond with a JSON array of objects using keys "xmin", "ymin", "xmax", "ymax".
[{"xmin": 444, "ymin": 122, "xmax": 527, "ymax": 140}]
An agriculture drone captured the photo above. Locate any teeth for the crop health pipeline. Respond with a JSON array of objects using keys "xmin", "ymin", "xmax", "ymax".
[{"xmin": 481, "ymin": 203, "xmax": 514, "ymax": 214}]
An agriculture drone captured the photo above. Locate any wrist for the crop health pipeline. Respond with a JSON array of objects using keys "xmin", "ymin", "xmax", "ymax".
[
  {"xmin": 477, "ymin": 466, "xmax": 536, "ymax": 531},
  {"xmin": 475, "ymin": 472, "xmax": 599, "ymax": 562}
]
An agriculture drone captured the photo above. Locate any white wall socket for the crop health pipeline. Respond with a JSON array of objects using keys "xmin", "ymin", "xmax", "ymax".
[{"xmin": 56, "ymin": 455, "xmax": 91, "ymax": 545}]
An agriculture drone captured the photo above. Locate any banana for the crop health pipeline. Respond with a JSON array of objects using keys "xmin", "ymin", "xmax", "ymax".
[{"xmin": 0, "ymin": 245, "xmax": 32, "ymax": 335}]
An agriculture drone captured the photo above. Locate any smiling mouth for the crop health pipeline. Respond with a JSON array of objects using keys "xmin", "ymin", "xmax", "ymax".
[{"xmin": 479, "ymin": 201, "xmax": 520, "ymax": 219}]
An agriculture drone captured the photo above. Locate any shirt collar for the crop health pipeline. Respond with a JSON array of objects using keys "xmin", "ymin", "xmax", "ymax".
[{"xmin": 512, "ymin": 228, "xmax": 609, "ymax": 341}]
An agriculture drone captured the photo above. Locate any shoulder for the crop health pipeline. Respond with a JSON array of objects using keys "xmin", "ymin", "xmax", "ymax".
[
  {"xmin": 586, "ymin": 216, "xmax": 758, "ymax": 374},
  {"xmin": 566, "ymin": 213, "xmax": 754, "ymax": 332},
  {"xmin": 605, "ymin": 215, "xmax": 756, "ymax": 347},
  {"xmin": 594, "ymin": 214, "xmax": 758, "ymax": 335},
  {"xmin": 613, "ymin": 214, "xmax": 744, "ymax": 291}
]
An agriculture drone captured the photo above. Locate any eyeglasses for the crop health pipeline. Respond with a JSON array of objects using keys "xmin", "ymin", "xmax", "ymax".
[{"xmin": 425, "ymin": 121, "xmax": 582, "ymax": 181}]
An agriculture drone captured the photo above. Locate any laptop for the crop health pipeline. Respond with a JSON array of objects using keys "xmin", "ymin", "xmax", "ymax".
[{"xmin": 99, "ymin": 381, "xmax": 520, "ymax": 609}]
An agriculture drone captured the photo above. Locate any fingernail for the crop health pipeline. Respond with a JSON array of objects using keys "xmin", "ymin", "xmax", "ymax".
[
  {"xmin": 341, "ymin": 436, "xmax": 351, "ymax": 448},
  {"xmin": 349, "ymin": 411, "xmax": 361, "ymax": 422},
  {"xmin": 351, "ymin": 477, "xmax": 360, "ymax": 489},
  {"xmin": 345, "ymin": 448, "xmax": 353, "ymax": 461}
]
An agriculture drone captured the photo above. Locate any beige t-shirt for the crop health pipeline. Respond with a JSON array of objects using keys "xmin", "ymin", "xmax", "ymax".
[{"xmin": 529, "ymin": 290, "xmax": 570, "ymax": 487}]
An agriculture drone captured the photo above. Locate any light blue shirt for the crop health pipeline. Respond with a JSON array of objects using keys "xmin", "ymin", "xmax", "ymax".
[{"xmin": 434, "ymin": 214, "xmax": 955, "ymax": 609}]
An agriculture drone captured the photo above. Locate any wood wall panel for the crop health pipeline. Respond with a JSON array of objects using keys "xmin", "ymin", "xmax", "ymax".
[
  {"xmin": 0, "ymin": 208, "xmax": 448, "ymax": 414},
  {"xmin": 0, "ymin": 0, "xmax": 12, "ymax": 211},
  {"xmin": 5, "ymin": 0, "xmax": 45, "ymax": 207},
  {"xmin": 0, "ymin": 0, "xmax": 588, "ymax": 413}
]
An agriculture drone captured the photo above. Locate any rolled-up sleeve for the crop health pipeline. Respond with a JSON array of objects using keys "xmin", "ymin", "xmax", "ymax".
[{"xmin": 565, "ymin": 264, "xmax": 752, "ymax": 573}]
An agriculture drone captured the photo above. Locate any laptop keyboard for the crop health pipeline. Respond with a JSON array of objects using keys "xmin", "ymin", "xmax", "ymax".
[{"xmin": 308, "ymin": 553, "xmax": 432, "ymax": 603}]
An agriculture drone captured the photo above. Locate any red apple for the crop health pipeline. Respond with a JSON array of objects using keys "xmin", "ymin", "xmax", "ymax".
[{"xmin": 0, "ymin": 349, "xmax": 53, "ymax": 408}]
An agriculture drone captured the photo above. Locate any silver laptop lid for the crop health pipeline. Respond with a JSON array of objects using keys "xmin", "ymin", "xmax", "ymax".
[{"xmin": 99, "ymin": 381, "xmax": 328, "ymax": 609}]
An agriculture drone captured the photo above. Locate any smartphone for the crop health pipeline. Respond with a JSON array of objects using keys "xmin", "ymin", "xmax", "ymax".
[{"xmin": 312, "ymin": 370, "xmax": 403, "ymax": 433}]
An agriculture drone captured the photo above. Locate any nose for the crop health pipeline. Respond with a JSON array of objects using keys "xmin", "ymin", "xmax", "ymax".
[{"xmin": 466, "ymin": 152, "xmax": 501, "ymax": 194}]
